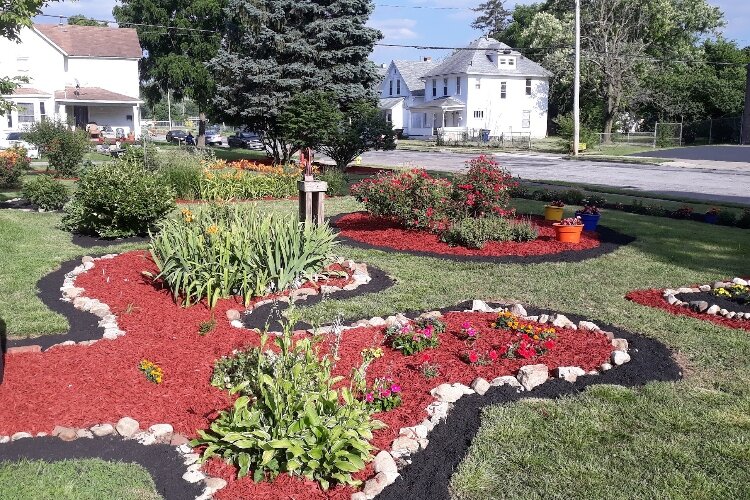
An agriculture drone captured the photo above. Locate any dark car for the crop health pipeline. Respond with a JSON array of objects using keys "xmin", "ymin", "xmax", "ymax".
[
  {"xmin": 227, "ymin": 131, "xmax": 264, "ymax": 150},
  {"xmin": 165, "ymin": 130, "xmax": 188, "ymax": 144}
]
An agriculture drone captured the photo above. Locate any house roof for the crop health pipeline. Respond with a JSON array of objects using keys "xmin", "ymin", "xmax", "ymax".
[
  {"xmin": 9, "ymin": 87, "xmax": 51, "ymax": 96},
  {"xmin": 392, "ymin": 59, "xmax": 438, "ymax": 92},
  {"xmin": 411, "ymin": 96, "xmax": 465, "ymax": 110},
  {"xmin": 378, "ymin": 97, "xmax": 404, "ymax": 109},
  {"xmin": 423, "ymin": 37, "xmax": 551, "ymax": 78},
  {"xmin": 34, "ymin": 24, "xmax": 142, "ymax": 59},
  {"xmin": 54, "ymin": 87, "xmax": 141, "ymax": 103}
]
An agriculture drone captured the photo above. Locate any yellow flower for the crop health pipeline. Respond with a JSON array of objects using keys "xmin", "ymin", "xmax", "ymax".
[{"xmin": 206, "ymin": 224, "xmax": 219, "ymax": 235}]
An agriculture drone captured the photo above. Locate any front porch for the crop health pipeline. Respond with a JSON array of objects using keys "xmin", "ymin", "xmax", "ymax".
[
  {"xmin": 54, "ymin": 87, "xmax": 142, "ymax": 138},
  {"xmin": 409, "ymin": 96, "xmax": 465, "ymax": 137}
]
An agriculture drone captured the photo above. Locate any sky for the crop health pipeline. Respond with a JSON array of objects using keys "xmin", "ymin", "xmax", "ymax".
[{"xmin": 35, "ymin": 0, "xmax": 750, "ymax": 64}]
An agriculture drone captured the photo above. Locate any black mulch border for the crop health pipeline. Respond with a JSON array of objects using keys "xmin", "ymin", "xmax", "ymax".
[
  {"xmin": 328, "ymin": 212, "xmax": 635, "ymax": 264},
  {"xmin": 0, "ymin": 199, "xmax": 43, "ymax": 211},
  {"xmin": 674, "ymin": 291, "xmax": 750, "ymax": 314},
  {"xmin": 0, "ymin": 435, "xmax": 204, "ymax": 499},
  {"xmin": 71, "ymin": 234, "xmax": 149, "ymax": 249},
  {"xmin": 240, "ymin": 264, "xmax": 395, "ymax": 331},
  {"xmin": 379, "ymin": 301, "xmax": 682, "ymax": 500}
]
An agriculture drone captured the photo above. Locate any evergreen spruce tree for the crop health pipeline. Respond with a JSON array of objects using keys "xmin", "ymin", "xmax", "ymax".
[{"xmin": 210, "ymin": 0, "xmax": 382, "ymax": 163}]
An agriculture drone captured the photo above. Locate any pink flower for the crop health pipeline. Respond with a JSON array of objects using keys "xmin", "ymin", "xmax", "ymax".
[
  {"xmin": 461, "ymin": 322, "xmax": 471, "ymax": 329},
  {"xmin": 422, "ymin": 325, "xmax": 433, "ymax": 338},
  {"xmin": 467, "ymin": 328, "xmax": 477, "ymax": 337},
  {"xmin": 390, "ymin": 384, "xmax": 402, "ymax": 393},
  {"xmin": 400, "ymin": 325, "xmax": 411, "ymax": 334},
  {"xmin": 380, "ymin": 389, "xmax": 391, "ymax": 398},
  {"xmin": 365, "ymin": 392, "xmax": 374, "ymax": 403}
]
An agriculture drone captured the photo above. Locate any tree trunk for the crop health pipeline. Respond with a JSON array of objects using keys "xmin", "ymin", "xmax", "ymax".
[
  {"xmin": 602, "ymin": 85, "xmax": 619, "ymax": 141},
  {"xmin": 197, "ymin": 111, "xmax": 206, "ymax": 148}
]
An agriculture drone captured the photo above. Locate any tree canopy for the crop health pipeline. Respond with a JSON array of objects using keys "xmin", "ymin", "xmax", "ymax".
[{"xmin": 67, "ymin": 15, "xmax": 107, "ymax": 27}]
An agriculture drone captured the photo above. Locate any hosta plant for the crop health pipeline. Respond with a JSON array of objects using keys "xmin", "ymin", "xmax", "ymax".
[
  {"xmin": 149, "ymin": 204, "xmax": 336, "ymax": 307},
  {"xmin": 195, "ymin": 310, "xmax": 383, "ymax": 490}
]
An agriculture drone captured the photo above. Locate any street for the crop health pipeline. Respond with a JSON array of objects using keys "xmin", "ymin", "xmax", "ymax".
[{"xmin": 347, "ymin": 150, "xmax": 750, "ymax": 206}]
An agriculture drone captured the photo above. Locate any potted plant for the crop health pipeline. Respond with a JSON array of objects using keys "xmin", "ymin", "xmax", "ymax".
[
  {"xmin": 544, "ymin": 200, "xmax": 565, "ymax": 221},
  {"xmin": 575, "ymin": 204, "xmax": 601, "ymax": 231},
  {"xmin": 704, "ymin": 207, "xmax": 720, "ymax": 224},
  {"xmin": 553, "ymin": 216, "xmax": 584, "ymax": 243}
]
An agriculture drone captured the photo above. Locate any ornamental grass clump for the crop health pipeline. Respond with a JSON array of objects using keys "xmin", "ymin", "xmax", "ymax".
[
  {"xmin": 440, "ymin": 216, "xmax": 538, "ymax": 249},
  {"xmin": 196, "ymin": 309, "xmax": 383, "ymax": 490},
  {"xmin": 149, "ymin": 204, "xmax": 336, "ymax": 308}
]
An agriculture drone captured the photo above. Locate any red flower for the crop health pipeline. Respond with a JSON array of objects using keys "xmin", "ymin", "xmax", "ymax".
[
  {"xmin": 543, "ymin": 339, "xmax": 555, "ymax": 350},
  {"xmin": 468, "ymin": 351, "xmax": 479, "ymax": 364},
  {"xmin": 488, "ymin": 349, "xmax": 499, "ymax": 362},
  {"xmin": 419, "ymin": 353, "xmax": 431, "ymax": 364}
]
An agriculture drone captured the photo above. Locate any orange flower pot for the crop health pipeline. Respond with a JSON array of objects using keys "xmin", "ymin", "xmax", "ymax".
[
  {"xmin": 553, "ymin": 223, "xmax": 584, "ymax": 243},
  {"xmin": 544, "ymin": 205, "xmax": 564, "ymax": 221}
]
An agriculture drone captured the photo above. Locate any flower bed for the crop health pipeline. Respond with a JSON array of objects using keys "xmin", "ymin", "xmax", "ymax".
[
  {"xmin": 627, "ymin": 277, "xmax": 750, "ymax": 332},
  {"xmin": 333, "ymin": 212, "xmax": 606, "ymax": 261},
  {"xmin": 0, "ymin": 254, "xmax": 635, "ymax": 499}
]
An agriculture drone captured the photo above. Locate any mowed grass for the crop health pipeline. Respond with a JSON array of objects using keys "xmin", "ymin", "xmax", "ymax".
[
  {"xmin": 1, "ymin": 195, "xmax": 749, "ymax": 498},
  {"xmin": 0, "ymin": 459, "xmax": 161, "ymax": 500}
]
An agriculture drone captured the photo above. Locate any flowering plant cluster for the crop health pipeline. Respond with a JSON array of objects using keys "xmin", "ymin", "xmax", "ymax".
[
  {"xmin": 138, "ymin": 359, "xmax": 164, "ymax": 384},
  {"xmin": 493, "ymin": 311, "xmax": 557, "ymax": 359},
  {"xmin": 462, "ymin": 348, "xmax": 501, "ymax": 366},
  {"xmin": 384, "ymin": 318, "xmax": 444, "ymax": 355},
  {"xmin": 714, "ymin": 284, "xmax": 750, "ymax": 304},
  {"xmin": 548, "ymin": 200, "xmax": 565, "ymax": 208},
  {"xmin": 577, "ymin": 204, "xmax": 600, "ymax": 215},
  {"xmin": 362, "ymin": 377, "xmax": 402, "ymax": 412},
  {"xmin": 418, "ymin": 352, "xmax": 440, "ymax": 379},
  {"xmin": 452, "ymin": 155, "xmax": 515, "ymax": 219},
  {"xmin": 460, "ymin": 321, "xmax": 480, "ymax": 342},
  {"xmin": 706, "ymin": 207, "xmax": 721, "ymax": 216},
  {"xmin": 671, "ymin": 206, "xmax": 694, "ymax": 219},
  {"xmin": 557, "ymin": 216, "xmax": 583, "ymax": 226},
  {"xmin": 0, "ymin": 146, "xmax": 31, "ymax": 188}
]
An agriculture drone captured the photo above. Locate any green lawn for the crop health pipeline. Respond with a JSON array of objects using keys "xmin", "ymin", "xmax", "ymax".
[
  {"xmin": 0, "ymin": 459, "xmax": 161, "ymax": 500},
  {"xmin": 1, "ymin": 196, "xmax": 749, "ymax": 497},
  {"xmin": 152, "ymin": 142, "xmax": 270, "ymax": 162}
]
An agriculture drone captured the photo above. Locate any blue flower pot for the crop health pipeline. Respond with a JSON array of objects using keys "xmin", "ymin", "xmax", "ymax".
[
  {"xmin": 704, "ymin": 214, "xmax": 718, "ymax": 224},
  {"xmin": 576, "ymin": 212, "xmax": 601, "ymax": 231}
]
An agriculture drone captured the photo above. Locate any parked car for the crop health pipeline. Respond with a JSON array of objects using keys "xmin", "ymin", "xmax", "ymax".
[
  {"xmin": 205, "ymin": 128, "xmax": 223, "ymax": 146},
  {"xmin": 165, "ymin": 130, "xmax": 188, "ymax": 144},
  {"xmin": 0, "ymin": 132, "xmax": 39, "ymax": 159},
  {"xmin": 227, "ymin": 131, "xmax": 264, "ymax": 150}
]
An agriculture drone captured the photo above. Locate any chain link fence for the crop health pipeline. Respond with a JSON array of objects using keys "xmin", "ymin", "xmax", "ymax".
[{"xmin": 682, "ymin": 116, "xmax": 742, "ymax": 145}]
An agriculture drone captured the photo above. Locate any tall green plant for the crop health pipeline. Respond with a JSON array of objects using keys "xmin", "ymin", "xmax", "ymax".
[
  {"xmin": 149, "ymin": 204, "xmax": 336, "ymax": 307},
  {"xmin": 195, "ymin": 308, "xmax": 383, "ymax": 489}
]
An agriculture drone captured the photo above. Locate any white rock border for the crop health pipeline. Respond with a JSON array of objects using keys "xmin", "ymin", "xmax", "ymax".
[
  {"xmin": 348, "ymin": 299, "xmax": 630, "ymax": 499},
  {"xmin": 662, "ymin": 277, "xmax": 750, "ymax": 321},
  {"xmin": 0, "ymin": 417, "xmax": 225, "ymax": 500}
]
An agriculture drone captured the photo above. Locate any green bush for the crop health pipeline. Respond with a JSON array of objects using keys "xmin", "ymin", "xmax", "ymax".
[
  {"xmin": 560, "ymin": 189, "xmax": 586, "ymax": 205},
  {"xmin": 717, "ymin": 210, "xmax": 737, "ymax": 227},
  {"xmin": 0, "ymin": 146, "xmax": 31, "ymax": 188},
  {"xmin": 195, "ymin": 311, "xmax": 382, "ymax": 489},
  {"xmin": 149, "ymin": 204, "xmax": 336, "ymax": 308},
  {"xmin": 441, "ymin": 216, "xmax": 539, "ymax": 249},
  {"xmin": 24, "ymin": 120, "xmax": 89, "ymax": 177},
  {"xmin": 553, "ymin": 114, "xmax": 600, "ymax": 147},
  {"xmin": 737, "ymin": 208, "xmax": 750, "ymax": 229},
  {"xmin": 21, "ymin": 175, "xmax": 69, "ymax": 210},
  {"xmin": 160, "ymin": 163, "xmax": 202, "ymax": 200},
  {"xmin": 121, "ymin": 143, "xmax": 160, "ymax": 170},
  {"xmin": 61, "ymin": 162, "xmax": 175, "ymax": 237},
  {"xmin": 317, "ymin": 168, "xmax": 348, "ymax": 196}
]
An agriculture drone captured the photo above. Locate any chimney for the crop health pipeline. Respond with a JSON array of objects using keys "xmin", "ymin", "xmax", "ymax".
[{"xmin": 423, "ymin": 57, "xmax": 432, "ymax": 62}]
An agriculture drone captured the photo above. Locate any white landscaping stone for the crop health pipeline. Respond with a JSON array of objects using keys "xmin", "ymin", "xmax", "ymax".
[
  {"xmin": 426, "ymin": 401, "xmax": 450, "ymax": 422},
  {"xmin": 453, "ymin": 383, "xmax": 475, "ymax": 395},
  {"xmin": 230, "ymin": 320, "xmax": 244, "ymax": 329},
  {"xmin": 699, "ymin": 285, "xmax": 712, "ymax": 292},
  {"xmin": 516, "ymin": 364, "xmax": 549, "ymax": 391},
  {"xmin": 183, "ymin": 469, "xmax": 207, "ymax": 483},
  {"xmin": 556, "ymin": 366, "xmax": 586, "ymax": 382},
  {"xmin": 430, "ymin": 383, "xmax": 464, "ymax": 403},
  {"xmin": 552, "ymin": 314, "xmax": 574, "ymax": 329},
  {"xmin": 490, "ymin": 376, "xmax": 523, "ymax": 389},
  {"xmin": 510, "ymin": 303, "xmax": 527, "ymax": 317},
  {"xmin": 0, "ymin": 436, "xmax": 9, "ymax": 444},
  {"xmin": 373, "ymin": 450, "xmax": 398, "ymax": 474},
  {"xmin": 391, "ymin": 436, "xmax": 420, "ymax": 454},
  {"xmin": 204, "ymin": 477, "xmax": 228, "ymax": 492},
  {"xmin": 666, "ymin": 294, "xmax": 679, "ymax": 305},
  {"xmin": 116, "ymin": 417, "xmax": 140, "ymax": 438},
  {"xmin": 83, "ymin": 261, "xmax": 95, "ymax": 271},
  {"xmin": 578, "ymin": 320, "xmax": 599, "ymax": 331},
  {"xmin": 472, "ymin": 299, "xmax": 494, "ymax": 312},
  {"xmin": 706, "ymin": 305, "xmax": 721, "ymax": 315},
  {"xmin": 612, "ymin": 351, "xmax": 631, "ymax": 365},
  {"xmin": 538, "ymin": 314, "xmax": 549, "ymax": 324},
  {"xmin": 133, "ymin": 431, "xmax": 156, "ymax": 446},
  {"xmin": 611, "ymin": 338, "xmax": 629, "ymax": 352},
  {"xmin": 11, "ymin": 432, "xmax": 32, "ymax": 441},
  {"xmin": 369, "ymin": 317, "xmax": 386, "ymax": 327},
  {"xmin": 732, "ymin": 277, "xmax": 748, "ymax": 286},
  {"xmin": 90, "ymin": 424, "xmax": 115, "ymax": 437},
  {"xmin": 676, "ymin": 287, "xmax": 694, "ymax": 294},
  {"xmin": 149, "ymin": 423, "xmax": 174, "ymax": 443},
  {"xmin": 720, "ymin": 309, "xmax": 729, "ymax": 317},
  {"xmin": 470, "ymin": 377, "xmax": 491, "ymax": 395},
  {"xmin": 362, "ymin": 471, "xmax": 398, "ymax": 499}
]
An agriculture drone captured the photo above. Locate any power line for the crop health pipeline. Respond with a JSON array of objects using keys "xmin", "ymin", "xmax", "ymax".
[{"xmin": 374, "ymin": 3, "xmax": 470, "ymax": 10}]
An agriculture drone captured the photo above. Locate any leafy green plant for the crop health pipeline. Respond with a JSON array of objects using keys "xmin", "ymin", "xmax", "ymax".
[
  {"xmin": 317, "ymin": 168, "xmax": 348, "ymax": 196},
  {"xmin": 195, "ymin": 309, "xmax": 382, "ymax": 490},
  {"xmin": 61, "ymin": 161, "xmax": 176, "ymax": 237},
  {"xmin": 198, "ymin": 170, "xmax": 297, "ymax": 201},
  {"xmin": 0, "ymin": 146, "xmax": 31, "ymax": 188},
  {"xmin": 737, "ymin": 208, "xmax": 750, "ymax": 229},
  {"xmin": 150, "ymin": 204, "xmax": 336, "ymax": 308},
  {"xmin": 441, "ymin": 216, "xmax": 538, "ymax": 249},
  {"xmin": 25, "ymin": 120, "xmax": 89, "ymax": 177},
  {"xmin": 198, "ymin": 317, "xmax": 216, "ymax": 336},
  {"xmin": 20, "ymin": 175, "xmax": 69, "ymax": 210}
]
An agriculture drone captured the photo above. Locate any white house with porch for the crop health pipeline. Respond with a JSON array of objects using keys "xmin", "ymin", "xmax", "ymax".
[
  {"xmin": 378, "ymin": 37, "xmax": 551, "ymax": 140},
  {"xmin": 0, "ymin": 24, "xmax": 143, "ymax": 138}
]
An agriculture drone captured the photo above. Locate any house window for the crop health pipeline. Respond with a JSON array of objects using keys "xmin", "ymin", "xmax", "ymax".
[
  {"xmin": 443, "ymin": 78, "xmax": 448, "ymax": 96},
  {"xmin": 526, "ymin": 78, "xmax": 532, "ymax": 96},
  {"xmin": 7, "ymin": 114, "xmax": 11, "ymax": 128},
  {"xmin": 473, "ymin": 110, "xmax": 484, "ymax": 119},
  {"xmin": 16, "ymin": 57, "xmax": 29, "ymax": 73},
  {"xmin": 475, "ymin": 79, "xmax": 481, "ymax": 89},
  {"xmin": 389, "ymin": 80, "xmax": 393, "ymax": 96},
  {"xmin": 522, "ymin": 110, "xmax": 531, "ymax": 128},
  {"xmin": 432, "ymin": 79, "xmax": 437, "ymax": 97},
  {"xmin": 508, "ymin": 58, "xmax": 515, "ymax": 66},
  {"xmin": 499, "ymin": 58, "xmax": 506, "ymax": 65},
  {"xmin": 39, "ymin": 102, "xmax": 46, "ymax": 121},
  {"xmin": 17, "ymin": 103, "xmax": 35, "ymax": 128},
  {"xmin": 386, "ymin": 112, "xmax": 392, "ymax": 123},
  {"xmin": 396, "ymin": 79, "xmax": 401, "ymax": 95},
  {"xmin": 500, "ymin": 82, "xmax": 507, "ymax": 99},
  {"xmin": 456, "ymin": 77, "xmax": 461, "ymax": 95}
]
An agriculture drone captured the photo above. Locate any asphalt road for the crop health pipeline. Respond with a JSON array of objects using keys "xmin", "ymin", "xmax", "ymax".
[
  {"xmin": 347, "ymin": 150, "xmax": 750, "ymax": 206},
  {"xmin": 632, "ymin": 145, "xmax": 750, "ymax": 162}
]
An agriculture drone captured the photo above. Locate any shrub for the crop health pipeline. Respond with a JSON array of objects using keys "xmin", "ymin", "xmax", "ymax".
[
  {"xmin": 671, "ymin": 206, "xmax": 694, "ymax": 220},
  {"xmin": 121, "ymin": 143, "xmax": 160, "ymax": 170},
  {"xmin": 737, "ymin": 208, "xmax": 750, "ymax": 229},
  {"xmin": 25, "ymin": 120, "xmax": 88, "ymax": 177},
  {"xmin": 317, "ymin": 167, "xmax": 348, "ymax": 196},
  {"xmin": 441, "ymin": 216, "xmax": 539, "ymax": 249},
  {"xmin": 452, "ymin": 155, "xmax": 514, "ymax": 218},
  {"xmin": 531, "ymin": 189, "xmax": 556, "ymax": 202},
  {"xmin": 160, "ymin": 163, "xmax": 202, "ymax": 200},
  {"xmin": 553, "ymin": 114, "xmax": 600, "ymax": 147},
  {"xmin": 0, "ymin": 146, "xmax": 31, "ymax": 188},
  {"xmin": 717, "ymin": 210, "xmax": 737, "ymax": 226},
  {"xmin": 196, "ymin": 311, "xmax": 382, "ymax": 489},
  {"xmin": 62, "ymin": 162, "xmax": 175, "ymax": 237},
  {"xmin": 150, "ymin": 204, "xmax": 336, "ymax": 308},
  {"xmin": 583, "ymin": 194, "xmax": 607, "ymax": 206},
  {"xmin": 560, "ymin": 189, "xmax": 586, "ymax": 205},
  {"xmin": 21, "ymin": 175, "xmax": 69, "ymax": 210}
]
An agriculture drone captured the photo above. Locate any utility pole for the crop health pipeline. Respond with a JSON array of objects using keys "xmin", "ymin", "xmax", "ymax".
[
  {"xmin": 573, "ymin": 0, "xmax": 581, "ymax": 156},
  {"xmin": 167, "ymin": 89, "xmax": 173, "ymax": 129},
  {"xmin": 742, "ymin": 63, "xmax": 750, "ymax": 145}
]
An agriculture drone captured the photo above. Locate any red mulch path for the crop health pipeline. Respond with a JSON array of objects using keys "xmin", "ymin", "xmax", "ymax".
[
  {"xmin": 626, "ymin": 289, "xmax": 750, "ymax": 332},
  {"xmin": 335, "ymin": 212, "xmax": 600, "ymax": 257},
  {"xmin": 0, "ymin": 251, "xmax": 613, "ymax": 498}
]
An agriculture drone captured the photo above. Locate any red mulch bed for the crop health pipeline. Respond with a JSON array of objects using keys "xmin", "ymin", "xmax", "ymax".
[
  {"xmin": 335, "ymin": 212, "xmax": 600, "ymax": 257},
  {"xmin": 626, "ymin": 289, "xmax": 750, "ymax": 332},
  {"xmin": 0, "ymin": 251, "xmax": 613, "ymax": 498}
]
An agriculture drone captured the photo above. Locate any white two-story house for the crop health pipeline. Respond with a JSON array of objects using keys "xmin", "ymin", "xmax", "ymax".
[
  {"xmin": 0, "ymin": 23, "xmax": 143, "ymax": 138},
  {"xmin": 378, "ymin": 37, "xmax": 551, "ymax": 139}
]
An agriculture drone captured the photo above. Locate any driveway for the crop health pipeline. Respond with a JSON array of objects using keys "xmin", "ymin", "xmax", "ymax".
[
  {"xmin": 632, "ymin": 145, "xmax": 750, "ymax": 162},
  {"xmin": 343, "ymin": 150, "xmax": 750, "ymax": 206}
]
